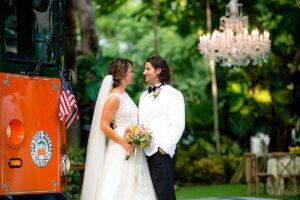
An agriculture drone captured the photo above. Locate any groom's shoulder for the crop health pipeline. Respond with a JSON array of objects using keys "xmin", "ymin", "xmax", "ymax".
[
  {"xmin": 163, "ymin": 85, "xmax": 183, "ymax": 97},
  {"xmin": 139, "ymin": 89, "xmax": 148, "ymax": 98}
]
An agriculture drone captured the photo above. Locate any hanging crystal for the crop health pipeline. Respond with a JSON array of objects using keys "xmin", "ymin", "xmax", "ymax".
[{"xmin": 198, "ymin": 0, "xmax": 271, "ymax": 67}]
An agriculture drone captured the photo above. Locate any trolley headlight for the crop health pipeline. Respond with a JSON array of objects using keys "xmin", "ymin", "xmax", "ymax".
[
  {"xmin": 61, "ymin": 154, "xmax": 70, "ymax": 176},
  {"xmin": 4, "ymin": 119, "xmax": 25, "ymax": 149},
  {"xmin": 8, "ymin": 158, "xmax": 22, "ymax": 168}
]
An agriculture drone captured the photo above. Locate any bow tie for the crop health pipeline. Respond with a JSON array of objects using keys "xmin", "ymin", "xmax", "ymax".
[{"xmin": 148, "ymin": 84, "xmax": 162, "ymax": 93}]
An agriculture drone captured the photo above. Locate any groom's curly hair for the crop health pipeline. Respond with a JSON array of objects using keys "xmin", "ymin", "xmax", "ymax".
[
  {"xmin": 146, "ymin": 56, "xmax": 171, "ymax": 85},
  {"xmin": 108, "ymin": 58, "xmax": 133, "ymax": 88}
]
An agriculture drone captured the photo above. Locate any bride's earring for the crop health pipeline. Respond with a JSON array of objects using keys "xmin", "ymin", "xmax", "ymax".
[{"xmin": 122, "ymin": 79, "xmax": 125, "ymax": 86}]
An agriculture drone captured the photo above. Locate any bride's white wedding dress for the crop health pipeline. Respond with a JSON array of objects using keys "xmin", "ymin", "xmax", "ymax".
[
  {"xmin": 98, "ymin": 92, "xmax": 157, "ymax": 199},
  {"xmin": 81, "ymin": 75, "xmax": 156, "ymax": 200}
]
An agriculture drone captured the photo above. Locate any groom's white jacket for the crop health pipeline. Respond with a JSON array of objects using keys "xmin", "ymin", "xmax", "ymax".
[{"xmin": 139, "ymin": 85, "xmax": 185, "ymax": 158}]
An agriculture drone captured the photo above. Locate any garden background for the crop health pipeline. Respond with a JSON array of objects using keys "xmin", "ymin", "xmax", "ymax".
[{"xmin": 64, "ymin": 0, "xmax": 300, "ymax": 198}]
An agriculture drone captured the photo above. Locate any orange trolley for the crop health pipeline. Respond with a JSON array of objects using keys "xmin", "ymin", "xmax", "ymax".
[{"xmin": 0, "ymin": 0, "xmax": 71, "ymax": 199}]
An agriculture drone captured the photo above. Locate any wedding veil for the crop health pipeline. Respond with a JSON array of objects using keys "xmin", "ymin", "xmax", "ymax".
[{"xmin": 81, "ymin": 75, "xmax": 113, "ymax": 200}]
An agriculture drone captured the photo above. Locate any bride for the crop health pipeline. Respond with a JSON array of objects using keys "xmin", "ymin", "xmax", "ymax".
[{"xmin": 81, "ymin": 58, "xmax": 157, "ymax": 200}]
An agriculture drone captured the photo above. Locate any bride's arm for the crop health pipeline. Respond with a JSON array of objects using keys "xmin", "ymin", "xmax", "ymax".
[{"xmin": 100, "ymin": 96, "xmax": 134, "ymax": 152}]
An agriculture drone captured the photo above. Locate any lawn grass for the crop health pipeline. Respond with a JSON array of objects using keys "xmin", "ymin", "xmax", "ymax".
[{"xmin": 175, "ymin": 184, "xmax": 283, "ymax": 199}]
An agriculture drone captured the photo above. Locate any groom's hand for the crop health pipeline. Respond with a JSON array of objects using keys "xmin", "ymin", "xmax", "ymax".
[{"xmin": 158, "ymin": 147, "xmax": 166, "ymax": 155}]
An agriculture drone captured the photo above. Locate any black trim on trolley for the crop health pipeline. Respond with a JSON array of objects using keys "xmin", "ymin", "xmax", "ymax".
[{"xmin": 0, "ymin": 0, "xmax": 65, "ymax": 78}]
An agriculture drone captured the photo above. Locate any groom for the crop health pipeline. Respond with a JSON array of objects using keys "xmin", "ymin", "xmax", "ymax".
[{"xmin": 139, "ymin": 56, "xmax": 185, "ymax": 200}]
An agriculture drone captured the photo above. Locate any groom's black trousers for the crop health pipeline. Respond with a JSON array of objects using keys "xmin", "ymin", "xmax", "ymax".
[{"xmin": 147, "ymin": 151, "xmax": 176, "ymax": 200}]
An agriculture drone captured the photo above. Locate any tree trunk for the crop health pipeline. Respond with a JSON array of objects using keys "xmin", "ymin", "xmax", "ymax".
[
  {"xmin": 206, "ymin": 0, "xmax": 220, "ymax": 155},
  {"xmin": 65, "ymin": 0, "xmax": 81, "ymax": 146},
  {"xmin": 291, "ymin": 43, "xmax": 300, "ymax": 75},
  {"xmin": 268, "ymin": 109, "xmax": 290, "ymax": 152},
  {"xmin": 206, "ymin": 0, "xmax": 212, "ymax": 33},
  {"xmin": 75, "ymin": 0, "xmax": 99, "ymax": 57},
  {"xmin": 153, "ymin": 0, "xmax": 158, "ymax": 56},
  {"xmin": 65, "ymin": 0, "xmax": 77, "ymax": 71}
]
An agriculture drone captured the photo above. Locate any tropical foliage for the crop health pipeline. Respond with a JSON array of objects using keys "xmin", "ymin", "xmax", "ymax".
[{"xmin": 72, "ymin": 0, "xmax": 300, "ymax": 184}]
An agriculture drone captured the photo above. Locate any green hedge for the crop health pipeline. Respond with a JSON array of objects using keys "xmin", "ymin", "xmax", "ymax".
[{"xmin": 174, "ymin": 155, "xmax": 243, "ymax": 184}]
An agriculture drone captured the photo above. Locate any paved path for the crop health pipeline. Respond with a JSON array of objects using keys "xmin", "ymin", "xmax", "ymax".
[{"xmin": 180, "ymin": 197, "xmax": 280, "ymax": 200}]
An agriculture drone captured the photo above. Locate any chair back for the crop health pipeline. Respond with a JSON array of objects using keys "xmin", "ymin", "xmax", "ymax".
[{"xmin": 244, "ymin": 152, "xmax": 258, "ymax": 183}]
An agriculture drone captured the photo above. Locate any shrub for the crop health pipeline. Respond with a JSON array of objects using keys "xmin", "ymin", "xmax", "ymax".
[{"xmin": 194, "ymin": 157, "xmax": 225, "ymax": 184}]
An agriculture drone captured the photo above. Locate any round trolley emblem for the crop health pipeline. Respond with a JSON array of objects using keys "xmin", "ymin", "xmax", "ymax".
[{"xmin": 30, "ymin": 131, "xmax": 53, "ymax": 167}]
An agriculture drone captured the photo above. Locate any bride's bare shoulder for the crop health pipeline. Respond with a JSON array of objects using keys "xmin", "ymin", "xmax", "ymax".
[{"xmin": 103, "ymin": 95, "xmax": 120, "ymax": 111}]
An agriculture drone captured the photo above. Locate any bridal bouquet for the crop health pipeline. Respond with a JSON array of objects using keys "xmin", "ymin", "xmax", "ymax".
[{"xmin": 124, "ymin": 124, "xmax": 152, "ymax": 160}]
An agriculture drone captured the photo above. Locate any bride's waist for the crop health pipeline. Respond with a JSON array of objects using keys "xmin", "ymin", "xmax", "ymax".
[{"xmin": 113, "ymin": 126, "xmax": 128, "ymax": 136}]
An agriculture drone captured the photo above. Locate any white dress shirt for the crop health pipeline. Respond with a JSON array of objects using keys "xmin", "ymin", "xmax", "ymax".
[{"xmin": 138, "ymin": 85, "xmax": 185, "ymax": 158}]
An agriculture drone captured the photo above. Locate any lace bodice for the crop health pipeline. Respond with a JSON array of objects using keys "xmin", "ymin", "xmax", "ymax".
[{"xmin": 108, "ymin": 93, "xmax": 138, "ymax": 135}]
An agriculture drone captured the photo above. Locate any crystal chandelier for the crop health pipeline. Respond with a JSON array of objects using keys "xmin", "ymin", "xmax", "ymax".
[{"xmin": 198, "ymin": 0, "xmax": 271, "ymax": 67}]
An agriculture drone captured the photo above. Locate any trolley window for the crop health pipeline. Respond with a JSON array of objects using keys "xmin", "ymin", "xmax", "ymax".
[{"xmin": 4, "ymin": 0, "xmax": 55, "ymax": 65}]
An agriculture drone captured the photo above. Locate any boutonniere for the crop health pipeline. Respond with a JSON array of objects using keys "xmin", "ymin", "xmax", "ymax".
[{"xmin": 152, "ymin": 87, "xmax": 161, "ymax": 99}]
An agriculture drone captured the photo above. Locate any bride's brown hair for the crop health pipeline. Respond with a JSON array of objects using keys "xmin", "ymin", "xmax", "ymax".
[{"xmin": 108, "ymin": 58, "xmax": 133, "ymax": 88}]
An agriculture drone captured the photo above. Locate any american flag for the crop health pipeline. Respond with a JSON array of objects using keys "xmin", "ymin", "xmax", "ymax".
[{"xmin": 59, "ymin": 72, "xmax": 79, "ymax": 129}]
